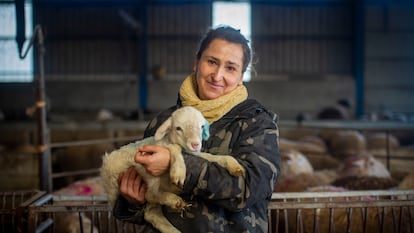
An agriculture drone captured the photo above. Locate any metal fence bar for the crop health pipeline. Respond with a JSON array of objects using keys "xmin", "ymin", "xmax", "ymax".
[
  {"xmin": 2, "ymin": 190, "xmax": 414, "ymax": 233},
  {"xmin": 269, "ymin": 190, "xmax": 414, "ymax": 233}
]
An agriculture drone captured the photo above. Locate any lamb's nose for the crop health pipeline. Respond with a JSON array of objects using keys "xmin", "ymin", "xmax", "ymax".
[{"xmin": 191, "ymin": 142, "xmax": 200, "ymax": 150}]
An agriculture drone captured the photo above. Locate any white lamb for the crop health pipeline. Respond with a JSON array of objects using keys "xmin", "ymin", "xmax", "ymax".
[{"xmin": 100, "ymin": 106, "xmax": 244, "ymax": 233}]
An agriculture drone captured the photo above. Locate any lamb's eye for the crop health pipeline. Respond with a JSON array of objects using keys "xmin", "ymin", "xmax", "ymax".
[{"xmin": 176, "ymin": 126, "xmax": 182, "ymax": 131}]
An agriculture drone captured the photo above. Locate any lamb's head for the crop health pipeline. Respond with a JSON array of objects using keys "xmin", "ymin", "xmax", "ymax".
[
  {"xmin": 338, "ymin": 153, "xmax": 390, "ymax": 178},
  {"xmin": 280, "ymin": 149, "xmax": 314, "ymax": 179},
  {"xmin": 154, "ymin": 106, "xmax": 209, "ymax": 152}
]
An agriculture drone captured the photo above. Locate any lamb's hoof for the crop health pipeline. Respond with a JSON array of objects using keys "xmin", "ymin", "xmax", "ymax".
[
  {"xmin": 174, "ymin": 199, "xmax": 189, "ymax": 210},
  {"xmin": 228, "ymin": 164, "xmax": 245, "ymax": 177},
  {"xmin": 170, "ymin": 175, "xmax": 185, "ymax": 188},
  {"xmin": 180, "ymin": 203, "xmax": 192, "ymax": 218},
  {"xmin": 170, "ymin": 166, "xmax": 186, "ymax": 188},
  {"xmin": 231, "ymin": 167, "xmax": 244, "ymax": 176}
]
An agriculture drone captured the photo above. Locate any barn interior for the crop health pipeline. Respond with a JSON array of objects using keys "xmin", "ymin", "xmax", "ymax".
[{"xmin": 1, "ymin": 0, "xmax": 414, "ymax": 232}]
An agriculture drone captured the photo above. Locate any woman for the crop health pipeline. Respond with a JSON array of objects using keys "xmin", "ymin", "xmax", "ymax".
[{"xmin": 113, "ymin": 25, "xmax": 280, "ymax": 233}]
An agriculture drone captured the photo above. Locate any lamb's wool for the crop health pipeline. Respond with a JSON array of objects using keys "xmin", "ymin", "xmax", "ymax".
[{"xmin": 101, "ymin": 107, "xmax": 208, "ymax": 233}]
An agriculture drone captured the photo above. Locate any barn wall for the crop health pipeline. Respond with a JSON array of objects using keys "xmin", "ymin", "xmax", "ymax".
[
  {"xmin": 0, "ymin": 1, "xmax": 413, "ymax": 121},
  {"xmin": 365, "ymin": 5, "xmax": 414, "ymax": 116}
]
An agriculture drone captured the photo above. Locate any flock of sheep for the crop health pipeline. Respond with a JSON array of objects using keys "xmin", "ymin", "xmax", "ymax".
[{"xmin": 277, "ymin": 128, "xmax": 414, "ymax": 193}]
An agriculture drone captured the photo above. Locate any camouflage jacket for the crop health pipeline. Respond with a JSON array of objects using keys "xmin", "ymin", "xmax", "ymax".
[{"xmin": 113, "ymin": 98, "xmax": 280, "ymax": 233}]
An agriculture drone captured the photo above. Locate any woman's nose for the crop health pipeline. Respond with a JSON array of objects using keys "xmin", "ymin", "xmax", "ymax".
[{"xmin": 212, "ymin": 67, "xmax": 224, "ymax": 81}]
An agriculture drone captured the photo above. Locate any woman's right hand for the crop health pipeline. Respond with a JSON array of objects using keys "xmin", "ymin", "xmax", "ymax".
[{"xmin": 118, "ymin": 167, "xmax": 147, "ymax": 206}]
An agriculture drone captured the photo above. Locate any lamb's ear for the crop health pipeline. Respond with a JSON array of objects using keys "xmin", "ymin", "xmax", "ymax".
[
  {"xmin": 154, "ymin": 117, "xmax": 172, "ymax": 141},
  {"xmin": 202, "ymin": 119, "xmax": 210, "ymax": 140}
]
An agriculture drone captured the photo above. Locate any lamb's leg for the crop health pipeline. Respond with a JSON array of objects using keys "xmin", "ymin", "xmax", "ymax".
[
  {"xmin": 166, "ymin": 144, "xmax": 186, "ymax": 187},
  {"xmin": 144, "ymin": 203, "xmax": 180, "ymax": 233},
  {"xmin": 146, "ymin": 177, "xmax": 188, "ymax": 210},
  {"xmin": 198, "ymin": 152, "xmax": 245, "ymax": 176},
  {"xmin": 146, "ymin": 191, "xmax": 188, "ymax": 210}
]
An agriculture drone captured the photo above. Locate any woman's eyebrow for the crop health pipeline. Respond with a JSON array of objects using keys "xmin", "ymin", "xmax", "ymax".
[
  {"xmin": 226, "ymin": 61, "xmax": 241, "ymax": 68},
  {"xmin": 205, "ymin": 55, "xmax": 241, "ymax": 68}
]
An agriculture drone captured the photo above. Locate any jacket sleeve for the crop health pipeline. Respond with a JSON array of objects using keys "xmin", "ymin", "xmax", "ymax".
[
  {"xmin": 112, "ymin": 196, "xmax": 146, "ymax": 223},
  {"xmin": 182, "ymin": 110, "xmax": 280, "ymax": 211}
]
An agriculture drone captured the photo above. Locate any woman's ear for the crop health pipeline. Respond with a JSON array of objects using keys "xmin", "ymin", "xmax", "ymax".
[
  {"xmin": 202, "ymin": 119, "xmax": 210, "ymax": 140},
  {"xmin": 238, "ymin": 75, "xmax": 244, "ymax": 85},
  {"xmin": 154, "ymin": 117, "xmax": 172, "ymax": 141},
  {"xmin": 193, "ymin": 57, "xmax": 200, "ymax": 73}
]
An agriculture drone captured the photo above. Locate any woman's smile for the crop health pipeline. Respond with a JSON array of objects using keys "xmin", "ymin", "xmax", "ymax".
[{"xmin": 206, "ymin": 80, "xmax": 223, "ymax": 89}]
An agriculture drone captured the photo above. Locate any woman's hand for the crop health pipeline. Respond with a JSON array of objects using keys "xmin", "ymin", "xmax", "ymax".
[
  {"xmin": 118, "ymin": 167, "xmax": 147, "ymax": 205},
  {"xmin": 135, "ymin": 144, "xmax": 171, "ymax": 176}
]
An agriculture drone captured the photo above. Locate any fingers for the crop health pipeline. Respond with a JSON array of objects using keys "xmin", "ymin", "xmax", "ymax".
[
  {"xmin": 118, "ymin": 167, "xmax": 147, "ymax": 205},
  {"xmin": 135, "ymin": 151, "xmax": 151, "ymax": 165},
  {"xmin": 135, "ymin": 145, "xmax": 157, "ymax": 165},
  {"xmin": 118, "ymin": 167, "xmax": 134, "ymax": 193},
  {"xmin": 135, "ymin": 176, "xmax": 147, "ymax": 195},
  {"xmin": 138, "ymin": 144, "xmax": 159, "ymax": 153},
  {"xmin": 135, "ymin": 145, "xmax": 171, "ymax": 177}
]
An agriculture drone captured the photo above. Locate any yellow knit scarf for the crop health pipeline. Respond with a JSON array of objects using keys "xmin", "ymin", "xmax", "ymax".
[{"xmin": 179, "ymin": 74, "xmax": 248, "ymax": 123}]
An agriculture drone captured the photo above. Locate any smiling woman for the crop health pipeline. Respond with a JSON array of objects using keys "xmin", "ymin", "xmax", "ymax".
[{"xmin": 113, "ymin": 25, "xmax": 280, "ymax": 233}]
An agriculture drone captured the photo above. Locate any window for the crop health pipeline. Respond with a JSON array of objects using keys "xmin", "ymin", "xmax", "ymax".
[
  {"xmin": 212, "ymin": 1, "xmax": 251, "ymax": 81},
  {"xmin": 0, "ymin": 1, "xmax": 33, "ymax": 82}
]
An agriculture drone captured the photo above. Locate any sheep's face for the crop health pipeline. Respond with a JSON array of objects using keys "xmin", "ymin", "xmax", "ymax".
[
  {"xmin": 280, "ymin": 149, "xmax": 314, "ymax": 179},
  {"xmin": 170, "ymin": 107, "xmax": 209, "ymax": 152},
  {"xmin": 339, "ymin": 154, "xmax": 390, "ymax": 178},
  {"xmin": 155, "ymin": 106, "xmax": 209, "ymax": 153}
]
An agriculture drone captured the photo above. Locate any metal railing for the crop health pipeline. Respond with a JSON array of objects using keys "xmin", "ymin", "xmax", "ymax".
[{"xmin": 2, "ymin": 189, "xmax": 414, "ymax": 233}]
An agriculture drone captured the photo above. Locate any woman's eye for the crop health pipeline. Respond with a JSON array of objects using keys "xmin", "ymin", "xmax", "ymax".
[
  {"xmin": 208, "ymin": 59, "xmax": 216, "ymax": 65},
  {"xmin": 226, "ymin": 66, "xmax": 236, "ymax": 72}
]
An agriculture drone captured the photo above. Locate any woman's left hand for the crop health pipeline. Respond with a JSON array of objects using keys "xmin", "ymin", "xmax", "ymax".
[
  {"xmin": 135, "ymin": 144, "xmax": 171, "ymax": 176},
  {"xmin": 118, "ymin": 167, "xmax": 147, "ymax": 205}
]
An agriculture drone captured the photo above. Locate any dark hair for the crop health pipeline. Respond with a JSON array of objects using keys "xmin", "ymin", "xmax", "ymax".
[{"xmin": 196, "ymin": 25, "xmax": 252, "ymax": 73}]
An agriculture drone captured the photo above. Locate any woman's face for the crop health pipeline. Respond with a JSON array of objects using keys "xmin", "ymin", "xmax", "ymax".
[{"xmin": 193, "ymin": 39, "xmax": 244, "ymax": 100}]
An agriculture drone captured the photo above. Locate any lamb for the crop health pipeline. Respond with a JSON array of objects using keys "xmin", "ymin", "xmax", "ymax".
[
  {"xmin": 100, "ymin": 106, "xmax": 245, "ymax": 233},
  {"xmin": 329, "ymin": 130, "xmax": 367, "ymax": 158},
  {"xmin": 336, "ymin": 152, "xmax": 391, "ymax": 178},
  {"xmin": 279, "ymin": 149, "xmax": 314, "ymax": 179},
  {"xmin": 275, "ymin": 149, "xmax": 338, "ymax": 192},
  {"xmin": 50, "ymin": 176, "xmax": 104, "ymax": 233},
  {"xmin": 275, "ymin": 150, "xmax": 397, "ymax": 192}
]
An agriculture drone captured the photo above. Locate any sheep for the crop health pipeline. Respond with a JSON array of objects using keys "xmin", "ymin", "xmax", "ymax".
[
  {"xmin": 399, "ymin": 173, "xmax": 414, "ymax": 190},
  {"xmin": 279, "ymin": 135, "xmax": 341, "ymax": 170},
  {"xmin": 368, "ymin": 144, "xmax": 414, "ymax": 179},
  {"xmin": 51, "ymin": 176, "xmax": 104, "ymax": 233},
  {"xmin": 366, "ymin": 132, "xmax": 400, "ymax": 150},
  {"xmin": 275, "ymin": 149, "xmax": 338, "ymax": 192},
  {"xmin": 100, "ymin": 106, "xmax": 245, "ymax": 233},
  {"xmin": 336, "ymin": 153, "xmax": 390, "ymax": 179},
  {"xmin": 329, "ymin": 130, "xmax": 367, "ymax": 158},
  {"xmin": 279, "ymin": 149, "xmax": 314, "ymax": 179},
  {"xmin": 275, "ymin": 150, "xmax": 398, "ymax": 193}
]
